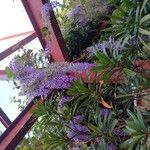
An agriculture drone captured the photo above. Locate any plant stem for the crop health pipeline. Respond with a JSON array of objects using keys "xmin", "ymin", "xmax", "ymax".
[{"xmin": 114, "ymin": 89, "xmax": 150, "ymax": 99}]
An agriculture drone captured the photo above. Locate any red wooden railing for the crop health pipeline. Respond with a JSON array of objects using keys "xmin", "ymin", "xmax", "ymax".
[
  {"xmin": 0, "ymin": 33, "xmax": 37, "ymax": 61},
  {"xmin": 0, "ymin": 108, "xmax": 11, "ymax": 128},
  {"xmin": 0, "ymin": 99, "xmax": 41, "ymax": 150}
]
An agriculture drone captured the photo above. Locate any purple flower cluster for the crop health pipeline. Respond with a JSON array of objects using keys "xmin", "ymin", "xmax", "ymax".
[
  {"xmin": 69, "ymin": 6, "xmax": 82, "ymax": 17},
  {"xmin": 113, "ymin": 128, "xmax": 126, "ymax": 137},
  {"xmin": 50, "ymin": 0, "xmax": 60, "ymax": 9},
  {"xmin": 78, "ymin": 17, "xmax": 88, "ymax": 26},
  {"xmin": 9, "ymin": 58, "xmax": 24, "ymax": 74},
  {"xmin": 69, "ymin": 62, "xmax": 94, "ymax": 73},
  {"xmin": 72, "ymin": 146, "xmax": 80, "ymax": 150},
  {"xmin": 10, "ymin": 57, "xmax": 38, "ymax": 84},
  {"xmin": 24, "ymin": 74, "xmax": 74, "ymax": 100},
  {"xmin": 58, "ymin": 96, "xmax": 71, "ymax": 108},
  {"xmin": 41, "ymin": 0, "xmax": 60, "ymax": 25},
  {"xmin": 106, "ymin": 143, "xmax": 116, "ymax": 150},
  {"xmin": 67, "ymin": 115, "xmax": 91, "ymax": 142},
  {"xmin": 44, "ymin": 62, "xmax": 93, "ymax": 75},
  {"xmin": 69, "ymin": 5, "xmax": 88, "ymax": 26},
  {"xmin": 44, "ymin": 45, "xmax": 51, "ymax": 57},
  {"xmin": 72, "ymin": 115, "xmax": 83, "ymax": 123},
  {"xmin": 86, "ymin": 37, "xmax": 122, "ymax": 56},
  {"xmin": 10, "ymin": 56, "xmax": 94, "ymax": 101},
  {"xmin": 100, "ymin": 108, "xmax": 111, "ymax": 116},
  {"xmin": 48, "ymin": 74, "xmax": 75, "ymax": 89},
  {"xmin": 42, "ymin": 0, "xmax": 60, "ymax": 14}
]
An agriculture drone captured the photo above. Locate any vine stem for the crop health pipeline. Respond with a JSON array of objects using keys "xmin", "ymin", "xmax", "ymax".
[{"xmin": 114, "ymin": 89, "xmax": 150, "ymax": 99}]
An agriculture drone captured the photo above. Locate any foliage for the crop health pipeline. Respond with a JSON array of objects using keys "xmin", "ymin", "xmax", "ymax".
[
  {"xmin": 56, "ymin": 0, "xmax": 112, "ymax": 60},
  {"xmin": 122, "ymin": 108, "xmax": 150, "ymax": 150},
  {"xmin": 54, "ymin": 0, "xmax": 70, "ymax": 28},
  {"xmin": 104, "ymin": 0, "xmax": 150, "ymax": 49},
  {"xmin": 31, "ymin": 94, "xmax": 125, "ymax": 149},
  {"xmin": 10, "ymin": 96, "xmax": 26, "ymax": 111},
  {"xmin": 64, "ymin": 21, "xmax": 97, "ymax": 60},
  {"xmin": 9, "ymin": 0, "xmax": 150, "ymax": 149},
  {"xmin": 69, "ymin": 0, "xmax": 110, "ymax": 23}
]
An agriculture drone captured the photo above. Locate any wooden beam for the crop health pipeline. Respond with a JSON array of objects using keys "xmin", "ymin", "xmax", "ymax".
[
  {"xmin": 0, "ymin": 33, "xmax": 37, "ymax": 61},
  {"xmin": 0, "ymin": 108, "xmax": 11, "ymax": 128},
  {"xmin": 0, "ymin": 99, "xmax": 43, "ymax": 150},
  {"xmin": 21, "ymin": 0, "xmax": 69, "ymax": 62},
  {"xmin": 0, "ymin": 70, "xmax": 8, "ymax": 80}
]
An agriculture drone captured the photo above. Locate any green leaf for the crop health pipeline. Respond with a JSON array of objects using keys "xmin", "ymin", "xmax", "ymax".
[
  {"xmin": 139, "ymin": 36, "xmax": 150, "ymax": 51},
  {"xmin": 136, "ymin": 108, "xmax": 148, "ymax": 131},
  {"xmin": 125, "ymin": 126, "xmax": 136, "ymax": 134},
  {"xmin": 88, "ymin": 123, "xmax": 100, "ymax": 135},
  {"xmin": 123, "ymin": 109, "xmax": 149, "ymax": 148},
  {"xmin": 4, "ymin": 67, "xmax": 14, "ymax": 79},
  {"xmin": 140, "ymin": 14, "xmax": 150, "ymax": 24},
  {"xmin": 127, "ymin": 109, "xmax": 140, "ymax": 125},
  {"xmin": 123, "ymin": 68, "xmax": 136, "ymax": 77},
  {"xmin": 109, "ymin": 119, "xmax": 118, "ymax": 134},
  {"xmin": 139, "ymin": 28, "xmax": 150, "ymax": 36},
  {"xmin": 95, "ymin": 51, "xmax": 112, "ymax": 65},
  {"xmin": 41, "ymin": 26, "xmax": 49, "ymax": 37},
  {"xmin": 102, "ymin": 68, "xmax": 113, "ymax": 82},
  {"xmin": 68, "ymin": 80, "xmax": 89, "ymax": 96},
  {"xmin": 140, "ymin": 0, "xmax": 149, "ymax": 15},
  {"xmin": 92, "ymin": 65, "xmax": 107, "ymax": 72},
  {"xmin": 122, "ymin": 135, "xmax": 144, "ymax": 149}
]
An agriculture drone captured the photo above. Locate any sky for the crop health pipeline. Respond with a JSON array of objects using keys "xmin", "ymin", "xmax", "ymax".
[{"xmin": 0, "ymin": 0, "xmax": 42, "ymax": 132}]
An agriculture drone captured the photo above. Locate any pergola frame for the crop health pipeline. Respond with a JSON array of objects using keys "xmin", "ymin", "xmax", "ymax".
[
  {"xmin": 0, "ymin": 108, "xmax": 11, "ymax": 129},
  {"xmin": 0, "ymin": 32, "xmax": 37, "ymax": 62}
]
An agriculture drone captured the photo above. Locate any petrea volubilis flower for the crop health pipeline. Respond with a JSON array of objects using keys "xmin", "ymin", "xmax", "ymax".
[
  {"xmin": 113, "ymin": 128, "xmax": 126, "ymax": 137},
  {"xmin": 58, "ymin": 96, "xmax": 71, "ymax": 108},
  {"xmin": 42, "ymin": 0, "xmax": 60, "ymax": 14},
  {"xmin": 44, "ymin": 45, "xmax": 51, "ymax": 57},
  {"xmin": 69, "ymin": 5, "xmax": 88, "ymax": 27},
  {"xmin": 10, "ymin": 55, "xmax": 93, "ymax": 101},
  {"xmin": 70, "ymin": 6, "xmax": 82, "ymax": 18},
  {"xmin": 69, "ymin": 62, "xmax": 94, "ymax": 73},
  {"xmin": 100, "ymin": 108, "xmax": 111, "ymax": 116},
  {"xmin": 78, "ymin": 16, "xmax": 88, "ymax": 26},
  {"xmin": 86, "ymin": 37, "xmax": 122, "ymax": 56},
  {"xmin": 41, "ymin": 0, "xmax": 60, "ymax": 26},
  {"xmin": 106, "ymin": 143, "xmax": 116, "ymax": 150},
  {"xmin": 67, "ymin": 115, "xmax": 91, "ymax": 142}
]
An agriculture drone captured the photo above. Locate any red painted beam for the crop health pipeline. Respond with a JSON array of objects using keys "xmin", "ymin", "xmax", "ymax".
[
  {"xmin": 0, "ymin": 99, "xmax": 43, "ymax": 150},
  {"xmin": 0, "ymin": 70, "xmax": 5, "ymax": 75},
  {"xmin": 0, "ymin": 32, "xmax": 37, "ymax": 61},
  {"xmin": 0, "ymin": 70, "xmax": 8, "ymax": 80},
  {"xmin": 21, "ymin": 0, "xmax": 69, "ymax": 62},
  {"xmin": 0, "ymin": 108, "xmax": 11, "ymax": 128}
]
